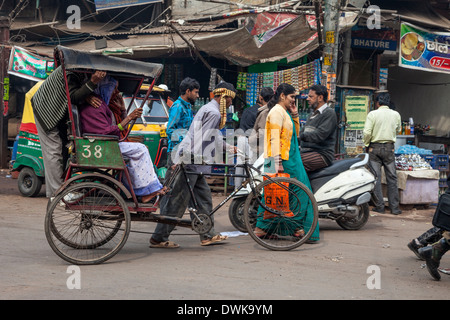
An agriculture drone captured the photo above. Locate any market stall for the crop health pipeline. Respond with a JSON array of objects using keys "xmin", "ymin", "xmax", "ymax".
[{"xmin": 381, "ymin": 149, "xmax": 449, "ymax": 206}]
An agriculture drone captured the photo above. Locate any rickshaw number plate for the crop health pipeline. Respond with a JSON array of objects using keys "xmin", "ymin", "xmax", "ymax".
[{"xmin": 75, "ymin": 138, "xmax": 124, "ymax": 169}]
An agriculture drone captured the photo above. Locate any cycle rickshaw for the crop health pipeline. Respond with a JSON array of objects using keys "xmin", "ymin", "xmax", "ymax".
[{"xmin": 44, "ymin": 46, "xmax": 319, "ymax": 265}]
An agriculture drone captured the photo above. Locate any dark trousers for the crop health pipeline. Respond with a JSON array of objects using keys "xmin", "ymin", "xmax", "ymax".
[
  {"xmin": 152, "ymin": 164, "xmax": 217, "ymax": 242},
  {"xmin": 417, "ymin": 227, "xmax": 444, "ymax": 246},
  {"xmin": 369, "ymin": 142, "xmax": 400, "ymax": 212}
]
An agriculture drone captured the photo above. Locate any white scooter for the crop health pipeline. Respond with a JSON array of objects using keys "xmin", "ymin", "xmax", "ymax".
[{"xmin": 228, "ymin": 153, "xmax": 376, "ymax": 232}]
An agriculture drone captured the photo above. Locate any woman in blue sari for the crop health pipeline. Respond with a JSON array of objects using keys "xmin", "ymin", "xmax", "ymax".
[{"xmin": 254, "ymin": 83, "xmax": 319, "ymax": 242}]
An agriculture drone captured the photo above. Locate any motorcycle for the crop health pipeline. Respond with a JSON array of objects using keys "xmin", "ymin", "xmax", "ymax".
[{"xmin": 228, "ymin": 153, "xmax": 376, "ymax": 232}]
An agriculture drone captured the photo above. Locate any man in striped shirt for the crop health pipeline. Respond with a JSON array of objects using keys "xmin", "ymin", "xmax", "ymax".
[{"xmin": 32, "ymin": 67, "xmax": 105, "ymax": 197}]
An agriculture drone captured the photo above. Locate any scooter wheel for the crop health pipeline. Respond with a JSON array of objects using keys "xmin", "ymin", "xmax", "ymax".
[
  {"xmin": 228, "ymin": 197, "xmax": 249, "ymax": 233},
  {"xmin": 336, "ymin": 203, "xmax": 369, "ymax": 230}
]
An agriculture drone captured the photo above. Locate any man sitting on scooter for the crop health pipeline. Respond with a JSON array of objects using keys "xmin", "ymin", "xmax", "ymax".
[{"xmin": 299, "ymin": 85, "xmax": 337, "ymax": 172}]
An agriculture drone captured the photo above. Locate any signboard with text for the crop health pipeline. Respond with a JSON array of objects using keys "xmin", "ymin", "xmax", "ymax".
[
  {"xmin": 399, "ymin": 22, "xmax": 450, "ymax": 74},
  {"xmin": 8, "ymin": 47, "xmax": 54, "ymax": 81}
]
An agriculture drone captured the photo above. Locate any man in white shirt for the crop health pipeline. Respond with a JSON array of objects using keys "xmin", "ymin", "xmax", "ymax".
[{"xmin": 363, "ymin": 92, "xmax": 402, "ymax": 215}]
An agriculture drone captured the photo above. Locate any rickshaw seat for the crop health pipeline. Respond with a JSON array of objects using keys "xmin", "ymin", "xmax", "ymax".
[{"xmin": 82, "ymin": 134, "xmax": 119, "ymax": 141}]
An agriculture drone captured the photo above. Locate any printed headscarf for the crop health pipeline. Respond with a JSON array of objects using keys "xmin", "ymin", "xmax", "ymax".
[
  {"xmin": 213, "ymin": 84, "xmax": 236, "ymax": 129},
  {"xmin": 94, "ymin": 75, "xmax": 117, "ymax": 105}
]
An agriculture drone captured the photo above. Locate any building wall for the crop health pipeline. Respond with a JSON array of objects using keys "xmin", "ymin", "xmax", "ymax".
[
  {"xmin": 387, "ymin": 66, "xmax": 450, "ymax": 136},
  {"xmin": 171, "ymin": 0, "xmax": 271, "ymax": 19}
]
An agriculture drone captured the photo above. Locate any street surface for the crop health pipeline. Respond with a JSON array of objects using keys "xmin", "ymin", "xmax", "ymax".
[{"xmin": 0, "ymin": 169, "xmax": 448, "ymax": 301}]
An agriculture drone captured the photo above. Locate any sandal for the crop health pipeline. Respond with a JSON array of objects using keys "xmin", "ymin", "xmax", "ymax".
[
  {"xmin": 293, "ymin": 229, "xmax": 305, "ymax": 238},
  {"xmin": 201, "ymin": 234, "xmax": 228, "ymax": 246},
  {"xmin": 254, "ymin": 227, "xmax": 268, "ymax": 239},
  {"xmin": 149, "ymin": 239, "xmax": 179, "ymax": 248}
]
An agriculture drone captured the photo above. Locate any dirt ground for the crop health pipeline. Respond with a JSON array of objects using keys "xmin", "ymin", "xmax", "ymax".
[{"xmin": 1, "ymin": 169, "xmax": 448, "ymax": 301}]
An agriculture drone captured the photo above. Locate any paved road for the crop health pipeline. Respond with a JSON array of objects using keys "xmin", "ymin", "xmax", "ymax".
[{"xmin": 0, "ymin": 171, "xmax": 448, "ymax": 301}]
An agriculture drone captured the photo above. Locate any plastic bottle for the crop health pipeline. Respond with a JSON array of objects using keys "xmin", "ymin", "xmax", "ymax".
[{"xmin": 409, "ymin": 117, "xmax": 414, "ymax": 135}]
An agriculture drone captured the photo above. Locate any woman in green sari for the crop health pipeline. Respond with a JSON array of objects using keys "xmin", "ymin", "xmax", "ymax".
[{"xmin": 254, "ymin": 83, "xmax": 320, "ymax": 242}]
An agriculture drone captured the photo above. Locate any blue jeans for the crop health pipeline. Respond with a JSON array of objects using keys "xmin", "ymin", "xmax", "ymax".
[{"xmin": 369, "ymin": 143, "xmax": 400, "ymax": 212}]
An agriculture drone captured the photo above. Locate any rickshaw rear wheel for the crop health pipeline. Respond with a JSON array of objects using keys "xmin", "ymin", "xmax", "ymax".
[
  {"xmin": 45, "ymin": 182, "xmax": 131, "ymax": 265},
  {"xmin": 243, "ymin": 177, "xmax": 318, "ymax": 251},
  {"xmin": 18, "ymin": 167, "xmax": 42, "ymax": 197}
]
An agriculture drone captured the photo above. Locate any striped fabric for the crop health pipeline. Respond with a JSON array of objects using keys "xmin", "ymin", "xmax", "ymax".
[
  {"xmin": 31, "ymin": 66, "xmax": 68, "ymax": 132},
  {"xmin": 301, "ymin": 151, "xmax": 327, "ymax": 172}
]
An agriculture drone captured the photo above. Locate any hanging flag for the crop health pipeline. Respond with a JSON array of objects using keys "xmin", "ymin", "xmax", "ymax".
[
  {"xmin": 8, "ymin": 47, "xmax": 54, "ymax": 81},
  {"xmin": 246, "ymin": 13, "xmax": 298, "ymax": 48}
]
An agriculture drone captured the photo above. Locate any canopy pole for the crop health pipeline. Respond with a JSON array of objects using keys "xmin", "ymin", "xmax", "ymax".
[{"xmin": 0, "ymin": 14, "xmax": 10, "ymax": 169}]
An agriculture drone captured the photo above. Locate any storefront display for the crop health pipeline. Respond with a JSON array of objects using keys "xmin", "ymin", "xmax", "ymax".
[{"xmin": 236, "ymin": 59, "xmax": 321, "ymax": 107}]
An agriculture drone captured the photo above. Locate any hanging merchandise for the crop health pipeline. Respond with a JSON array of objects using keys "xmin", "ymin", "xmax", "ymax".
[
  {"xmin": 208, "ymin": 68, "xmax": 217, "ymax": 91},
  {"xmin": 236, "ymin": 72, "xmax": 247, "ymax": 90},
  {"xmin": 237, "ymin": 59, "xmax": 321, "ymax": 106},
  {"xmin": 246, "ymin": 73, "xmax": 258, "ymax": 106}
]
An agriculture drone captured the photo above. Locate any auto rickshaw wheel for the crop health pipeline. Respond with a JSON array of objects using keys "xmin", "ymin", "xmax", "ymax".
[
  {"xmin": 18, "ymin": 167, "xmax": 42, "ymax": 197},
  {"xmin": 45, "ymin": 182, "xmax": 130, "ymax": 265}
]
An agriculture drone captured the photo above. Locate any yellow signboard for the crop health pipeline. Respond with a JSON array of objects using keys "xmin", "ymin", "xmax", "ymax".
[{"xmin": 326, "ymin": 31, "xmax": 335, "ymax": 44}]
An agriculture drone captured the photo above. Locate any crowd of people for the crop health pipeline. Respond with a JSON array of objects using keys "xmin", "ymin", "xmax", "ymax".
[{"xmin": 31, "ymin": 68, "xmax": 449, "ymax": 280}]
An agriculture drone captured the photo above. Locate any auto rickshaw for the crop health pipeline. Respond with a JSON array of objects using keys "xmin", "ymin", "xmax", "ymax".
[
  {"xmin": 124, "ymin": 84, "xmax": 170, "ymax": 176},
  {"xmin": 10, "ymin": 81, "xmax": 45, "ymax": 197}
]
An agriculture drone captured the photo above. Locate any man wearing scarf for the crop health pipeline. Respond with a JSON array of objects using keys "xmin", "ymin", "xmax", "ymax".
[{"xmin": 149, "ymin": 82, "xmax": 237, "ymax": 248}]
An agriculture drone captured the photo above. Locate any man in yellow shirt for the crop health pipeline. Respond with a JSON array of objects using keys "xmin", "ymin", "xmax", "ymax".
[{"xmin": 363, "ymin": 92, "xmax": 402, "ymax": 215}]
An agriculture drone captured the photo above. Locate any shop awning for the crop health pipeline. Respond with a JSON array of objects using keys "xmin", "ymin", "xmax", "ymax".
[{"xmin": 191, "ymin": 14, "xmax": 316, "ymax": 67}]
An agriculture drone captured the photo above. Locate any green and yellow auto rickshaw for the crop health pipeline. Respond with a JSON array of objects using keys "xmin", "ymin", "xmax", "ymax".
[
  {"xmin": 11, "ymin": 81, "xmax": 45, "ymax": 197},
  {"xmin": 123, "ymin": 84, "xmax": 170, "ymax": 175}
]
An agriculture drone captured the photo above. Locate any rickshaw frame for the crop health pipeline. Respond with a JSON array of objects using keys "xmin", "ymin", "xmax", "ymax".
[
  {"xmin": 52, "ymin": 45, "xmax": 164, "ymax": 211},
  {"xmin": 45, "ymin": 46, "xmax": 318, "ymax": 265}
]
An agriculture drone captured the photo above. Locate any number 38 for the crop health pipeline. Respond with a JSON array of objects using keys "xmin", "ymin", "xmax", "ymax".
[{"xmin": 82, "ymin": 145, "xmax": 103, "ymax": 159}]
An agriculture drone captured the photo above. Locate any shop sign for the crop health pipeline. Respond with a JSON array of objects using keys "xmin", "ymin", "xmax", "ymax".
[
  {"xmin": 399, "ymin": 22, "xmax": 450, "ymax": 74},
  {"xmin": 344, "ymin": 95, "xmax": 369, "ymax": 155},
  {"xmin": 8, "ymin": 47, "xmax": 54, "ymax": 81},
  {"xmin": 94, "ymin": 0, "xmax": 162, "ymax": 11},
  {"xmin": 344, "ymin": 95, "xmax": 368, "ymax": 130},
  {"xmin": 352, "ymin": 37, "xmax": 397, "ymax": 51}
]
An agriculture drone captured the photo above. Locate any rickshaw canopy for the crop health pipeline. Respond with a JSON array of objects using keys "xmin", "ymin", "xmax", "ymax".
[{"xmin": 55, "ymin": 45, "xmax": 163, "ymax": 80}]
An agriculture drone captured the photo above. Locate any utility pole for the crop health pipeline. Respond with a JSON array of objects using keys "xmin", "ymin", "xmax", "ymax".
[
  {"xmin": 0, "ymin": 12, "xmax": 10, "ymax": 169},
  {"xmin": 322, "ymin": 0, "xmax": 340, "ymax": 106}
]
